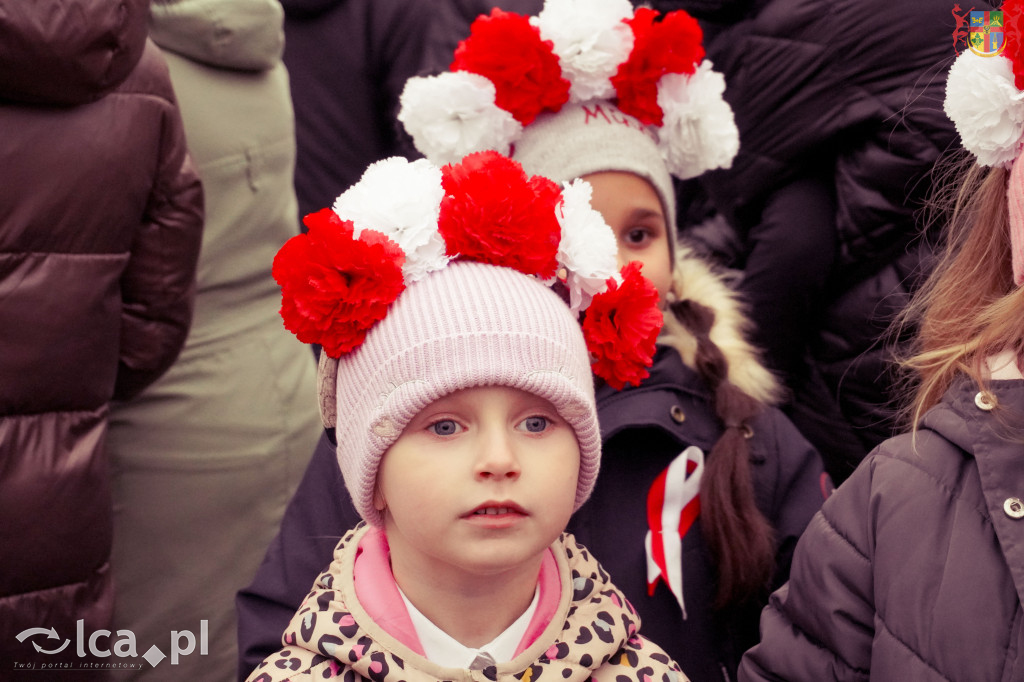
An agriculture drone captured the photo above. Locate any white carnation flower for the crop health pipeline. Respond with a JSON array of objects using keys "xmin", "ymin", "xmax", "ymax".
[
  {"xmin": 333, "ymin": 157, "xmax": 449, "ymax": 282},
  {"xmin": 397, "ymin": 72, "xmax": 522, "ymax": 166},
  {"xmin": 533, "ymin": 0, "xmax": 634, "ymax": 102},
  {"xmin": 945, "ymin": 50, "xmax": 1024, "ymax": 168},
  {"xmin": 656, "ymin": 61, "xmax": 740, "ymax": 179},
  {"xmin": 556, "ymin": 179, "xmax": 619, "ymax": 313}
]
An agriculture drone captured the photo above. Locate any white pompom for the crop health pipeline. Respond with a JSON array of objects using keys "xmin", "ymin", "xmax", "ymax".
[
  {"xmin": 397, "ymin": 72, "xmax": 522, "ymax": 166},
  {"xmin": 656, "ymin": 61, "xmax": 740, "ymax": 180},
  {"xmin": 944, "ymin": 50, "xmax": 1024, "ymax": 168},
  {"xmin": 333, "ymin": 157, "xmax": 450, "ymax": 282},
  {"xmin": 556, "ymin": 179, "xmax": 620, "ymax": 313},
  {"xmin": 532, "ymin": 0, "xmax": 634, "ymax": 103}
]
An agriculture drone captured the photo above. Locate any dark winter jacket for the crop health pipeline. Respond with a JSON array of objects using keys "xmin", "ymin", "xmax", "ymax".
[
  {"xmin": 0, "ymin": 0, "xmax": 203, "ymax": 669},
  {"xmin": 671, "ymin": 0, "xmax": 966, "ymax": 479},
  {"xmin": 236, "ymin": 345, "xmax": 826, "ymax": 682},
  {"xmin": 279, "ymin": 0, "xmax": 469, "ymax": 217},
  {"xmin": 740, "ymin": 373, "xmax": 1024, "ymax": 682},
  {"xmin": 280, "ymin": 0, "xmax": 550, "ymax": 218},
  {"xmin": 568, "ymin": 348, "xmax": 827, "ymax": 682}
]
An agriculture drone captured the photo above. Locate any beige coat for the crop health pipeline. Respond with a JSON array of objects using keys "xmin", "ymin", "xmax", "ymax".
[{"xmin": 105, "ymin": 0, "xmax": 320, "ymax": 679}]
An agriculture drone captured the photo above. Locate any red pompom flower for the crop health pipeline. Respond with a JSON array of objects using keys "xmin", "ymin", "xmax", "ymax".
[
  {"xmin": 438, "ymin": 151, "xmax": 561, "ymax": 278},
  {"xmin": 451, "ymin": 8, "xmax": 570, "ymax": 125},
  {"xmin": 272, "ymin": 209, "xmax": 406, "ymax": 358},
  {"xmin": 612, "ymin": 7, "xmax": 705, "ymax": 126},
  {"xmin": 583, "ymin": 261, "xmax": 663, "ymax": 390}
]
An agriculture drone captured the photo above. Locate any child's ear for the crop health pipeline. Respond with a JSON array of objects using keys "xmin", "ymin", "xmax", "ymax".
[{"xmin": 373, "ymin": 485, "xmax": 387, "ymax": 512}]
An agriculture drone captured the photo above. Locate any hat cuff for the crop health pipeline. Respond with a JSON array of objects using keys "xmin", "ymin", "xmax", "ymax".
[{"xmin": 335, "ymin": 329, "xmax": 601, "ymax": 527}]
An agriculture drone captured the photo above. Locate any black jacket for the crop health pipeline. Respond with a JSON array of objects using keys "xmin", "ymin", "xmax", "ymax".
[
  {"xmin": 279, "ymin": 0, "xmax": 472, "ymax": 217},
  {"xmin": 670, "ymin": 0, "xmax": 968, "ymax": 479},
  {"xmin": 570, "ymin": 348, "xmax": 827, "ymax": 682}
]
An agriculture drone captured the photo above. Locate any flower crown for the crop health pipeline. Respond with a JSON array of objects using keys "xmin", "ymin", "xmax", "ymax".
[
  {"xmin": 273, "ymin": 151, "xmax": 663, "ymax": 390},
  {"xmin": 945, "ymin": 0, "xmax": 1024, "ymax": 167},
  {"xmin": 397, "ymin": 0, "xmax": 738, "ymax": 181}
]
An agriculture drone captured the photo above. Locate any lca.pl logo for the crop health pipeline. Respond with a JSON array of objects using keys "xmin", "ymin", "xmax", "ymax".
[{"xmin": 13, "ymin": 620, "xmax": 209, "ymax": 671}]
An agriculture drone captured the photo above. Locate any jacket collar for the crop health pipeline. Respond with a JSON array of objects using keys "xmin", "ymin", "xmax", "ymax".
[{"xmin": 283, "ymin": 526, "xmax": 642, "ymax": 681}]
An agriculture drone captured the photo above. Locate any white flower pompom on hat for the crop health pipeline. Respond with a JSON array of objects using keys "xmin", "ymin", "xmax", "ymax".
[
  {"xmin": 532, "ymin": 0, "xmax": 634, "ymax": 103},
  {"xmin": 945, "ymin": 50, "xmax": 1024, "ymax": 168},
  {"xmin": 656, "ymin": 61, "xmax": 740, "ymax": 179},
  {"xmin": 555, "ymin": 178, "xmax": 619, "ymax": 314},
  {"xmin": 398, "ymin": 71, "xmax": 522, "ymax": 166},
  {"xmin": 397, "ymin": 0, "xmax": 740, "ymax": 188},
  {"xmin": 333, "ymin": 157, "xmax": 450, "ymax": 282}
]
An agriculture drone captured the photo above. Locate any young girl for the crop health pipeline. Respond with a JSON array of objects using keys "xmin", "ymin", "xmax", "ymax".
[
  {"xmin": 238, "ymin": 4, "xmax": 828, "ymax": 680},
  {"xmin": 245, "ymin": 150, "xmax": 684, "ymax": 681},
  {"xmin": 738, "ymin": 16, "xmax": 1024, "ymax": 680}
]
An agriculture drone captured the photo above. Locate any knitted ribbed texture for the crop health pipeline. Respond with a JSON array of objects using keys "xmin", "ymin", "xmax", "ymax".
[
  {"xmin": 320, "ymin": 261, "xmax": 601, "ymax": 527},
  {"xmin": 1009, "ymin": 157, "xmax": 1024, "ymax": 286},
  {"xmin": 512, "ymin": 101, "xmax": 677, "ymax": 260}
]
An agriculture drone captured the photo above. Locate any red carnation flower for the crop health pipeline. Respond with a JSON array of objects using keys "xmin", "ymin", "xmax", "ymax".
[
  {"xmin": 612, "ymin": 8, "xmax": 705, "ymax": 126},
  {"xmin": 272, "ymin": 208, "xmax": 406, "ymax": 358},
  {"xmin": 451, "ymin": 8, "xmax": 570, "ymax": 125},
  {"xmin": 438, "ymin": 151, "xmax": 561, "ymax": 278},
  {"xmin": 583, "ymin": 261, "xmax": 663, "ymax": 390},
  {"xmin": 1004, "ymin": 0, "xmax": 1024, "ymax": 89}
]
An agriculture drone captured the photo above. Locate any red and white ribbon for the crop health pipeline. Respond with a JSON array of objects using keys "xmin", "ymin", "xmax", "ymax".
[{"xmin": 644, "ymin": 445, "xmax": 704, "ymax": 618}]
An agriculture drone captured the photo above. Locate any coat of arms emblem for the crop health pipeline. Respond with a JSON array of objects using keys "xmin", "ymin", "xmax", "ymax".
[{"xmin": 969, "ymin": 10, "xmax": 1006, "ymax": 56}]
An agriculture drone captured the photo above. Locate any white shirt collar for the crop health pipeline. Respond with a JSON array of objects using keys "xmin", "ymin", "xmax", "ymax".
[{"xmin": 397, "ymin": 586, "xmax": 539, "ymax": 668}]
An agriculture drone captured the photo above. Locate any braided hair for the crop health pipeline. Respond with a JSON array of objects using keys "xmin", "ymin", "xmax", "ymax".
[{"xmin": 666, "ymin": 297, "xmax": 776, "ymax": 608}]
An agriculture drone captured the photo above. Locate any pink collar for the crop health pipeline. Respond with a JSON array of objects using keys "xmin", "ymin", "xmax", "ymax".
[{"xmin": 352, "ymin": 527, "xmax": 561, "ymax": 658}]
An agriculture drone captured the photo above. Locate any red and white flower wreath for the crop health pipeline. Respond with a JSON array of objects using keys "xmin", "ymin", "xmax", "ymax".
[
  {"xmin": 397, "ymin": 0, "xmax": 739, "ymax": 181},
  {"xmin": 273, "ymin": 151, "xmax": 663, "ymax": 390},
  {"xmin": 945, "ymin": 0, "xmax": 1024, "ymax": 167}
]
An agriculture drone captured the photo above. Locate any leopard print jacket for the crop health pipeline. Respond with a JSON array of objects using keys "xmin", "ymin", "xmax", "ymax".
[{"xmin": 247, "ymin": 525, "xmax": 687, "ymax": 682}]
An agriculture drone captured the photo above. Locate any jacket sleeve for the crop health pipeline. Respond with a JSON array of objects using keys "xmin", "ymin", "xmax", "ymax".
[
  {"xmin": 114, "ymin": 40, "xmax": 204, "ymax": 401},
  {"xmin": 236, "ymin": 432, "xmax": 363, "ymax": 682},
  {"xmin": 761, "ymin": 408, "xmax": 832, "ymax": 590},
  {"xmin": 739, "ymin": 453, "xmax": 879, "ymax": 682},
  {"xmin": 591, "ymin": 636, "xmax": 690, "ymax": 682}
]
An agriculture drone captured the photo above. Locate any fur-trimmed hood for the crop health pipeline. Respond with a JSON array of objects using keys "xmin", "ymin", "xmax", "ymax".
[{"xmin": 661, "ymin": 242, "xmax": 780, "ymax": 406}]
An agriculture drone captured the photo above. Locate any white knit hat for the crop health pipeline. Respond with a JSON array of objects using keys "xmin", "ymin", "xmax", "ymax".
[
  {"xmin": 511, "ymin": 101, "xmax": 677, "ymax": 257},
  {"xmin": 274, "ymin": 151, "xmax": 663, "ymax": 526}
]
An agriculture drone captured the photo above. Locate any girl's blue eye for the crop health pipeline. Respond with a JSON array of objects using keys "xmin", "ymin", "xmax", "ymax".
[
  {"xmin": 522, "ymin": 416, "xmax": 548, "ymax": 433},
  {"xmin": 430, "ymin": 419, "xmax": 459, "ymax": 436}
]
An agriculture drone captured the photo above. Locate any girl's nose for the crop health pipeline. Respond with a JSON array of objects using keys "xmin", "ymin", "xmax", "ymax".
[{"xmin": 474, "ymin": 430, "xmax": 521, "ymax": 481}]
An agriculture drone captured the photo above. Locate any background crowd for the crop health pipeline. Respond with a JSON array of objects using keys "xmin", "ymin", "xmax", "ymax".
[{"xmin": 2, "ymin": 0, "xmax": 1015, "ymax": 681}]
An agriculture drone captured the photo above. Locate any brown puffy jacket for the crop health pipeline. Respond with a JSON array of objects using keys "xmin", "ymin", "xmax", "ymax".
[
  {"xmin": 0, "ymin": 0, "xmax": 203, "ymax": 671},
  {"xmin": 739, "ymin": 374, "xmax": 1024, "ymax": 681}
]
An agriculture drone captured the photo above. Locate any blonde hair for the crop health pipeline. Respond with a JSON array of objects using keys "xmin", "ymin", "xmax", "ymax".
[{"xmin": 897, "ymin": 159, "xmax": 1024, "ymax": 430}]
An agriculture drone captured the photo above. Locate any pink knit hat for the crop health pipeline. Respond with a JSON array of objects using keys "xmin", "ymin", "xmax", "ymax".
[
  {"xmin": 326, "ymin": 260, "xmax": 601, "ymax": 525},
  {"xmin": 273, "ymin": 151, "xmax": 663, "ymax": 526}
]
